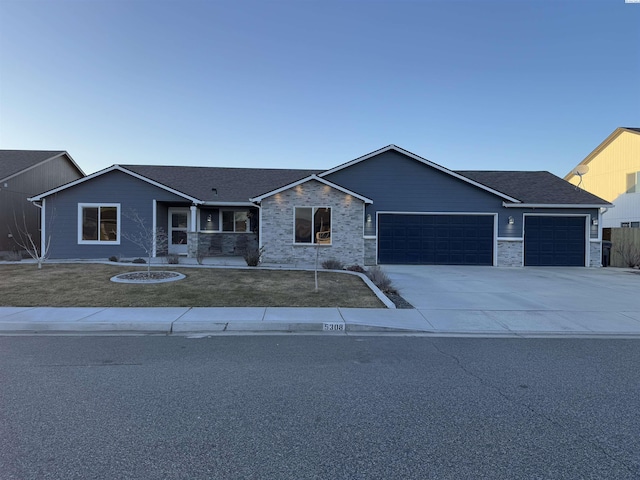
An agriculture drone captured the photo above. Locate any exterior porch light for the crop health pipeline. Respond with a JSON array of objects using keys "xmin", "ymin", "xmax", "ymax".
[
  {"xmin": 592, "ymin": 218, "xmax": 598, "ymax": 226},
  {"xmin": 366, "ymin": 214, "xmax": 372, "ymax": 223},
  {"xmin": 508, "ymin": 216, "xmax": 514, "ymax": 225}
]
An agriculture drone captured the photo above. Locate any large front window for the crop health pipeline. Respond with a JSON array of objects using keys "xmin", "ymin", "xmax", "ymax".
[
  {"xmin": 78, "ymin": 204, "xmax": 120, "ymax": 244},
  {"xmin": 294, "ymin": 207, "xmax": 331, "ymax": 244}
]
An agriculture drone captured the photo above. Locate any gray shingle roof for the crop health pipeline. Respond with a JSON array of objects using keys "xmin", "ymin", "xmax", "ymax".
[
  {"xmin": 0, "ymin": 150, "xmax": 66, "ymax": 180},
  {"xmin": 121, "ymin": 164, "xmax": 609, "ymax": 206},
  {"xmin": 121, "ymin": 165, "xmax": 321, "ymax": 203},
  {"xmin": 624, "ymin": 127, "xmax": 640, "ymax": 133},
  {"xmin": 456, "ymin": 170, "xmax": 610, "ymax": 205}
]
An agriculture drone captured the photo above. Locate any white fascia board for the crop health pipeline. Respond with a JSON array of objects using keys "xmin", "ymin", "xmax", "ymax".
[
  {"xmin": 250, "ymin": 174, "xmax": 373, "ymax": 204},
  {"xmin": 502, "ymin": 202, "xmax": 612, "ymax": 209},
  {"xmin": 318, "ymin": 145, "xmax": 521, "ymax": 203},
  {"xmin": 28, "ymin": 165, "xmax": 203, "ymax": 204},
  {"xmin": 2, "ymin": 151, "xmax": 85, "ymax": 183},
  {"xmin": 377, "ymin": 210, "xmax": 496, "ymax": 216},
  {"xmin": 201, "ymin": 201, "xmax": 256, "ymax": 207}
]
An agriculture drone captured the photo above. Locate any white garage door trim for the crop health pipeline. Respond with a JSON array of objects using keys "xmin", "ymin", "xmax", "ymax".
[{"xmin": 522, "ymin": 213, "xmax": 590, "ymax": 267}]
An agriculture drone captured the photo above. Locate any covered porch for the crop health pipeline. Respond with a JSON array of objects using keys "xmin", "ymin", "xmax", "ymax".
[{"xmin": 158, "ymin": 202, "xmax": 259, "ymax": 259}]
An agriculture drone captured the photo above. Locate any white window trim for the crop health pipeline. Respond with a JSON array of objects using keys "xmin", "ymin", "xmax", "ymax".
[
  {"xmin": 293, "ymin": 206, "xmax": 332, "ymax": 246},
  {"xmin": 77, "ymin": 203, "xmax": 121, "ymax": 245}
]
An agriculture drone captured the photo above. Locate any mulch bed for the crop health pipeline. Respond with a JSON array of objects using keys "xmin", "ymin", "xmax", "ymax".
[
  {"xmin": 115, "ymin": 271, "xmax": 181, "ymax": 281},
  {"xmin": 385, "ymin": 292, "xmax": 414, "ymax": 309}
]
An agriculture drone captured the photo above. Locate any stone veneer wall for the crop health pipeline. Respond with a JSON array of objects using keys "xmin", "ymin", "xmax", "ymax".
[
  {"xmin": 497, "ymin": 240, "xmax": 523, "ymax": 267},
  {"xmin": 589, "ymin": 241, "xmax": 602, "ymax": 267},
  {"xmin": 187, "ymin": 232, "xmax": 257, "ymax": 258},
  {"xmin": 260, "ymin": 180, "xmax": 365, "ymax": 267},
  {"xmin": 364, "ymin": 238, "xmax": 377, "ymax": 265}
]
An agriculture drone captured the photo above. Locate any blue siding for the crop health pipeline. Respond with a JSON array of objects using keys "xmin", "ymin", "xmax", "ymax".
[
  {"xmin": 44, "ymin": 170, "xmax": 189, "ymax": 259},
  {"xmin": 327, "ymin": 151, "xmax": 503, "ymax": 210},
  {"xmin": 501, "ymin": 208, "xmax": 599, "ymax": 239},
  {"xmin": 324, "ymin": 150, "xmax": 601, "ymax": 238},
  {"xmin": 324, "ymin": 151, "xmax": 505, "ymax": 232}
]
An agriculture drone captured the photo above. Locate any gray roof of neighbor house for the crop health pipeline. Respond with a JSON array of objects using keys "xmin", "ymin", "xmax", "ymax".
[
  {"xmin": 122, "ymin": 165, "xmax": 321, "ymax": 203},
  {"xmin": 457, "ymin": 170, "xmax": 610, "ymax": 205},
  {"xmin": 625, "ymin": 127, "xmax": 640, "ymax": 133},
  {"xmin": 0, "ymin": 150, "xmax": 74, "ymax": 180}
]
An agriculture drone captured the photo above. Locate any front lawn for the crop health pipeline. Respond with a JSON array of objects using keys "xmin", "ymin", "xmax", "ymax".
[{"xmin": 0, "ymin": 264, "xmax": 385, "ymax": 308}]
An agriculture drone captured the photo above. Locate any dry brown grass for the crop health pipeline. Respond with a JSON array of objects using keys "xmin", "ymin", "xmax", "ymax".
[{"xmin": 0, "ymin": 263, "xmax": 385, "ymax": 308}]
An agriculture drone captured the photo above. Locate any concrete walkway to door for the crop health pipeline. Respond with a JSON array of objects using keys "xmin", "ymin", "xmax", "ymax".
[{"xmin": 381, "ymin": 265, "xmax": 640, "ymax": 335}]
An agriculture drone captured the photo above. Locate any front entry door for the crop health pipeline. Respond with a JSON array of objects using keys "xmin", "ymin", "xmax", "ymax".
[{"xmin": 168, "ymin": 208, "xmax": 190, "ymax": 255}]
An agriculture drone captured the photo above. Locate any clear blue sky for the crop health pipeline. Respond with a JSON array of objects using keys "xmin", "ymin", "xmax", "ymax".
[{"xmin": 1, "ymin": 0, "xmax": 638, "ymax": 177}]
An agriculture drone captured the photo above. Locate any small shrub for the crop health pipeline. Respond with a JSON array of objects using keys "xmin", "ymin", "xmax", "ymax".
[
  {"xmin": 196, "ymin": 250, "xmax": 206, "ymax": 265},
  {"xmin": 614, "ymin": 238, "xmax": 640, "ymax": 268},
  {"xmin": 346, "ymin": 265, "xmax": 366, "ymax": 273},
  {"xmin": 166, "ymin": 254, "xmax": 180, "ymax": 265},
  {"xmin": 321, "ymin": 258, "xmax": 343, "ymax": 270},
  {"xmin": 1, "ymin": 251, "xmax": 22, "ymax": 261},
  {"xmin": 108, "ymin": 255, "xmax": 120, "ymax": 263},
  {"xmin": 244, "ymin": 246, "xmax": 264, "ymax": 267},
  {"xmin": 366, "ymin": 266, "xmax": 397, "ymax": 294},
  {"xmin": 132, "ymin": 258, "xmax": 147, "ymax": 264}
]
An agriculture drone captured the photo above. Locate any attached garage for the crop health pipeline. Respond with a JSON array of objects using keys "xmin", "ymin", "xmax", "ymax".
[
  {"xmin": 524, "ymin": 216, "xmax": 586, "ymax": 266},
  {"xmin": 378, "ymin": 213, "xmax": 495, "ymax": 265}
]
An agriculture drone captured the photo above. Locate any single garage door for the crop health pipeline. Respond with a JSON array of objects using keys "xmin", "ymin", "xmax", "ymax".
[
  {"xmin": 378, "ymin": 214, "xmax": 494, "ymax": 265},
  {"xmin": 524, "ymin": 216, "xmax": 586, "ymax": 266}
]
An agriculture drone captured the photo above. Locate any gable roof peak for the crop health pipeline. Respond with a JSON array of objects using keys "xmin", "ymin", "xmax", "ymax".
[{"xmin": 0, "ymin": 149, "xmax": 84, "ymax": 181}]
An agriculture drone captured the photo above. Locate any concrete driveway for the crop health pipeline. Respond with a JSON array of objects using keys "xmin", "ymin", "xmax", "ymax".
[{"xmin": 381, "ymin": 265, "xmax": 640, "ymax": 334}]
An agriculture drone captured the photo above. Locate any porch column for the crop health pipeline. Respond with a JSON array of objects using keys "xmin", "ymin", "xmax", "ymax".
[
  {"xmin": 187, "ymin": 205, "xmax": 199, "ymax": 258},
  {"xmin": 190, "ymin": 205, "xmax": 197, "ymax": 232}
]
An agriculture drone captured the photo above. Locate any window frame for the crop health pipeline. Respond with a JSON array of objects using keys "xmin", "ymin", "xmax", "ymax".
[
  {"xmin": 293, "ymin": 206, "xmax": 332, "ymax": 245},
  {"xmin": 221, "ymin": 209, "xmax": 250, "ymax": 233},
  {"xmin": 77, "ymin": 203, "xmax": 121, "ymax": 245},
  {"xmin": 626, "ymin": 172, "xmax": 639, "ymax": 194}
]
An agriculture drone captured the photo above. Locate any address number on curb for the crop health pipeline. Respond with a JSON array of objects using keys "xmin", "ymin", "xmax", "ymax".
[{"xmin": 323, "ymin": 323, "xmax": 345, "ymax": 332}]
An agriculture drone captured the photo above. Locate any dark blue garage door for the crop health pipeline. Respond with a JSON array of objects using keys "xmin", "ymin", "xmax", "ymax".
[
  {"xmin": 524, "ymin": 216, "xmax": 586, "ymax": 266},
  {"xmin": 378, "ymin": 214, "xmax": 494, "ymax": 265}
]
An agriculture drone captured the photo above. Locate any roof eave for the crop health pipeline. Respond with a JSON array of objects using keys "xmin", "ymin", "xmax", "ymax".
[{"xmin": 502, "ymin": 202, "xmax": 613, "ymax": 208}]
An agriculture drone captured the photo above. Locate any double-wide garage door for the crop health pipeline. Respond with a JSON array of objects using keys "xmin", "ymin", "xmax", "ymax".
[
  {"xmin": 378, "ymin": 214, "xmax": 494, "ymax": 265},
  {"xmin": 524, "ymin": 216, "xmax": 586, "ymax": 266}
]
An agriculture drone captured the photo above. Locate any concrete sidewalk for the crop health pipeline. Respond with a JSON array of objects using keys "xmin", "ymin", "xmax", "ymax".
[{"xmin": 1, "ymin": 306, "xmax": 640, "ymax": 337}]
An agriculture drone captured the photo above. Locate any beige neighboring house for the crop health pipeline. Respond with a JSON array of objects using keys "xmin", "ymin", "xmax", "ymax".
[{"xmin": 565, "ymin": 127, "xmax": 640, "ymax": 229}]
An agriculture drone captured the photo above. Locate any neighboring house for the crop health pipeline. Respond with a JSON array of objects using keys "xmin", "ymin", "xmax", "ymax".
[
  {"xmin": 564, "ymin": 127, "xmax": 640, "ymax": 229},
  {"xmin": 30, "ymin": 145, "xmax": 610, "ymax": 267},
  {"xmin": 0, "ymin": 150, "xmax": 85, "ymax": 256}
]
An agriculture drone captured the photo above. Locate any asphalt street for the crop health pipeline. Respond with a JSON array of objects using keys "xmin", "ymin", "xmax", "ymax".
[{"xmin": 1, "ymin": 336, "xmax": 639, "ymax": 480}]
